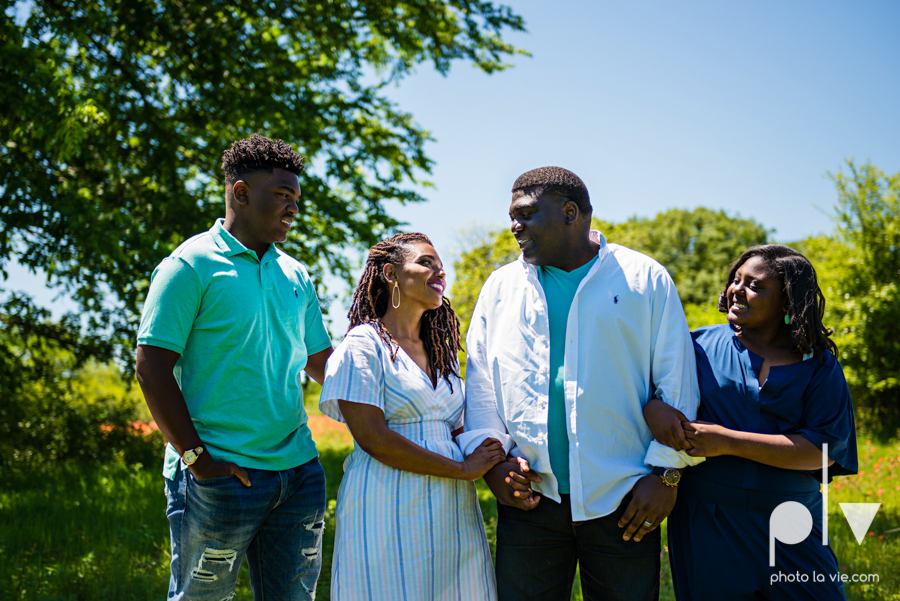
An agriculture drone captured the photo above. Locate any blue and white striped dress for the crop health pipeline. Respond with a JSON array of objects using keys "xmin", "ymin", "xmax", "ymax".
[{"xmin": 320, "ymin": 324, "xmax": 496, "ymax": 601}]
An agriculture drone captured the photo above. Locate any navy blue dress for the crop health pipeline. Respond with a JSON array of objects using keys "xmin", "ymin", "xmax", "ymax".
[{"xmin": 668, "ymin": 324, "xmax": 858, "ymax": 600}]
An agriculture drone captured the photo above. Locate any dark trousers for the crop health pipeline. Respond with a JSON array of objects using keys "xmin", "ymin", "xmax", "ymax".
[{"xmin": 496, "ymin": 493, "xmax": 660, "ymax": 601}]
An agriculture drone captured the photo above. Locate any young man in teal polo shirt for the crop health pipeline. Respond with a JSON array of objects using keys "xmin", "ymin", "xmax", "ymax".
[{"xmin": 135, "ymin": 134, "xmax": 333, "ymax": 601}]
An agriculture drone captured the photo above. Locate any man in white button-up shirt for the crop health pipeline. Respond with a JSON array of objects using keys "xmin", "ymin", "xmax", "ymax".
[{"xmin": 458, "ymin": 167, "xmax": 700, "ymax": 601}]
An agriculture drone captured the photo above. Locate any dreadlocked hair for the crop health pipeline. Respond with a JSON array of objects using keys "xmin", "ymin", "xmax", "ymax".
[
  {"xmin": 221, "ymin": 133, "xmax": 306, "ymax": 186},
  {"xmin": 716, "ymin": 244, "xmax": 838, "ymax": 362},
  {"xmin": 347, "ymin": 233, "xmax": 464, "ymax": 390}
]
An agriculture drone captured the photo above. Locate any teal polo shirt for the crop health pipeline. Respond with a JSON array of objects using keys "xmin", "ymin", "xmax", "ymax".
[
  {"xmin": 537, "ymin": 255, "xmax": 598, "ymax": 494},
  {"xmin": 137, "ymin": 219, "xmax": 332, "ymax": 479}
]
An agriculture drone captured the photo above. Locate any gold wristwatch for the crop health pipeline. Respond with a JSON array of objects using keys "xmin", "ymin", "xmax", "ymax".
[
  {"xmin": 652, "ymin": 466, "xmax": 681, "ymax": 487},
  {"xmin": 181, "ymin": 446, "xmax": 205, "ymax": 466}
]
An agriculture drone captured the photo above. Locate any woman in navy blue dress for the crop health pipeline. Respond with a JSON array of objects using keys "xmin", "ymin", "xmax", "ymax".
[{"xmin": 645, "ymin": 245, "xmax": 858, "ymax": 600}]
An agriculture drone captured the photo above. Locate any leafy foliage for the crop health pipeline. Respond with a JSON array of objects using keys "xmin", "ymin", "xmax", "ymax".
[
  {"xmin": 451, "ymin": 226, "xmax": 519, "ymax": 338},
  {"xmin": 0, "ymin": 0, "xmax": 525, "ymax": 464},
  {"xmin": 0, "ymin": 0, "xmax": 526, "ymax": 360},
  {"xmin": 0, "ymin": 293, "xmax": 162, "ymax": 471},
  {"xmin": 798, "ymin": 162, "xmax": 900, "ymax": 432},
  {"xmin": 593, "ymin": 208, "xmax": 770, "ymax": 306}
]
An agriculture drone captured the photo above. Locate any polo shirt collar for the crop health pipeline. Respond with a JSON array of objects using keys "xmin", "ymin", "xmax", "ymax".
[{"xmin": 210, "ymin": 218, "xmax": 281, "ymax": 264}]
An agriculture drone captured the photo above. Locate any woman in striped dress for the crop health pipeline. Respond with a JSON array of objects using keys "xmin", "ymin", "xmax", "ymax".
[{"xmin": 320, "ymin": 233, "xmax": 504, "ymax": 601}]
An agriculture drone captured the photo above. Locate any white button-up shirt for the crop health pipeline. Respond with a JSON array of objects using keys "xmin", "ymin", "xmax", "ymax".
[{"xmin": 459, "ymin": 231, "xmax": 702, "ymax": 521}]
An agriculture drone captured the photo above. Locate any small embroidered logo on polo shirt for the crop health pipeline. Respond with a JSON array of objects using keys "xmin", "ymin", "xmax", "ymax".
[
  {"xmin": 294, "ymin": 288, "xmax": 298, "ymax": 298},
  {"xmin": 614, "ymin": 295, "xmax": 619, "ymax": 304}
]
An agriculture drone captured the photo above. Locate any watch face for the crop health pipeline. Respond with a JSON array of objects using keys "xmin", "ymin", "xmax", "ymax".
[
  {"xmin": 663, "ymin": 469, "xmax": 681, "ymax": 486},
  {"xmin": 183, "ymin": 450, "xmax": 198, "ymax": 465}
]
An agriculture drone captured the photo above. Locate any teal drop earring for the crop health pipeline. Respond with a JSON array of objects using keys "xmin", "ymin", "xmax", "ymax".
[{"xmin": 784, "ymin": 314, "xmax": 791, "ymax": 325}]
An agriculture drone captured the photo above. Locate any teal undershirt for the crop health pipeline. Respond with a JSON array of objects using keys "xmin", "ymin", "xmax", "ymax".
[{"xmin": 537, "ymin": 256, "xmax": 597, "ymax": 495}]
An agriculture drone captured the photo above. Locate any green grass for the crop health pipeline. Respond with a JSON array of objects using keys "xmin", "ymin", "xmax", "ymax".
[
  {"xmin": 0, "ymin": 461, "xmax": 173, "ymax": 600},
  {"xmin": 827, "ymin": 438, "xmax": 900, "ymax": 599},
  {"xmin": 2, "ymin": 421, "xmax": 898, "ymax": 600}
]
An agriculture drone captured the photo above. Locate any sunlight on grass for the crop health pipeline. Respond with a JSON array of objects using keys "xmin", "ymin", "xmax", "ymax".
[{"xmin": 2, "ymin": 432, "xmax": 897, "ymax": 600}]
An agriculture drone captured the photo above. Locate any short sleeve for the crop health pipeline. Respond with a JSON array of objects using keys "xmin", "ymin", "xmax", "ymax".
[
  {"xmin": 136, "ymin": 257, "xmax": 202, "ymax": 354},
  {"xmin": 795, "ymin": 355, "xmax": 859, "ymax": 480},
  {"xmin": 319, "ymin": 326, "xmax": 386, "ymax": 423},
  {"xmin": 301, "ymin": 279, "xmax": 332, "ymax": 355}
]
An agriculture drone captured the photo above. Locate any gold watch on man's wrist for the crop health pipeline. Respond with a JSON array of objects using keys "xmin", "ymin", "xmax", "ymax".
[
  {"xmin": 652, "ymin": 466, "xmax": 681, "ymax": 487},
  {"xmin": 181, "ymin": 446, "xmax": 205, "ymax": 466}
]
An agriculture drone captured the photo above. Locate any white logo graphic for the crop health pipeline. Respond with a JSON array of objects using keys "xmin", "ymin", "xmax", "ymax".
[
  {"xmin": 839, "ymin": 503, "xmax": 881, "ymax": 544},
  {"xmin": 769, "ymin": 501, "xmax": 813, "ymax": 567},
  {"xmin": 768, "ymin": 443, "xmax": 879, "ymax": 567}
]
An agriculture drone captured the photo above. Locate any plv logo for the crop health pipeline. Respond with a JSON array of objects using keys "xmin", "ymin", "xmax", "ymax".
[{"xmin": 769, "ymin": 444, "xmax": 880, "ymax": 567}]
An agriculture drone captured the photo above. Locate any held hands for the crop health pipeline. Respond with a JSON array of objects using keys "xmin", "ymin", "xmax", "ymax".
[
  {"xmin": 643, "ymin": 398, "xmax": 691, "ymax": 451},
  {"xmin": 460, "ymin": 438, "xmax": 508, "ymax": 481},
  {"xmin": 618, "ymin": 474, "xmax": 676, "ymax": 543},
  {"xmin": 484, "ymin": 457, "xmax": 543, "ymax": 510},
  {"xmin": 189, "ymin": 452, "xmax": 252, "ymax": 487},
  {"xmin": 643, "ymin": 397, "xmax": 736, "ymax": 459},
  {"xmin": 504, "ymin": 456, "xmax": 543, "ymax": 502},
  {"xmin": 682, "ymin": 421, "xmax": 734, "ymax": 458}
]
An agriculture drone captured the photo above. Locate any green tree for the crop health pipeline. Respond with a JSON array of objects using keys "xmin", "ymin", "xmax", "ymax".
[
  {"xmin": 598, "ymin": 208, "xmax": 770, "ymax": 307},
  {"xmin": 451, "ymin": 208, "xmax": 768, "ymax": 335},
  {"xmin": 451, "ymin": 226, "xmax": 518, "ymax": 338},
  {"xmin": 0, "ymin": 0, "xmax": 526, "ymax": 360},
  {"xmin": 0, "ymin": 293, "xmax": 160, "ymax": 471},
  {"xmin": 799, "ymin": 162, "xmax": 900, "ymax": 432}
]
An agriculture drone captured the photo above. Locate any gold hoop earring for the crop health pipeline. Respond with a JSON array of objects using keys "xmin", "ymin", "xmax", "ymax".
[{"xmin": 391, "ymin": 281, "xmax": 400, "ymax": 309}]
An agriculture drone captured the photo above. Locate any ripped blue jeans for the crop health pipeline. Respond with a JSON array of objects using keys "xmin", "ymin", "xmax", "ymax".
[{"xmin": 164, "ymin": 457, "xmax": 326, "ymax": 601}]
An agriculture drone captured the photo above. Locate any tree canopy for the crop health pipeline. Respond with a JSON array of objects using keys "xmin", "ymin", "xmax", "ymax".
[
  {"xmin": 594, "ymin": 208, "xmax": 771, "ymax": 307},
  {"xmin": 797, "ymin": 162, "xmax": 900, "ymax": 430},
  {"xmin": 0, "ymin": 0, "xmax": 526, "ymax": 359}
]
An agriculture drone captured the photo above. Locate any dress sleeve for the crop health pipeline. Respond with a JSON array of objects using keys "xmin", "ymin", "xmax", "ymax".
[
  {"xmin": 795, "ymin": 355, "xmax": 858, "ymax": 479},
  {"xmin": 319, "ymin": 327, "xmax": 386, "ymax": 423}
]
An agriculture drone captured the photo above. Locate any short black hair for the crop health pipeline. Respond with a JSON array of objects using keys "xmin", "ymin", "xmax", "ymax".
[
  {"xmin": 221, "ymin": 133, "xmax": 306, "ymax": 186},
  {"xmin": 717, "ymin": 244, "xmax": 837, "ymax": 360},
  {"xmin": 512, "ymin": 166, "xmax": 591, "ymax": 215}
]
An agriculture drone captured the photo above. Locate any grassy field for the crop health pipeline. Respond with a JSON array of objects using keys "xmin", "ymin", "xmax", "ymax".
[{"xmin": 2, "ymin": 395, "xmax": 898, "ymax": 600}]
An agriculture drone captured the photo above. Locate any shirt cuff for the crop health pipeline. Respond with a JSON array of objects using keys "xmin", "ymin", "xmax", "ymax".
[
  {"xmin": 136, "ymin": 337, "xmax": 185, "ymax": 355},
  {"xmin": 456, "ymin": 429, "xmax": 516, "ymax": 457},
  {"xmin": 644, "ymin": 440, "xmax": 706, "ymax": 469}
]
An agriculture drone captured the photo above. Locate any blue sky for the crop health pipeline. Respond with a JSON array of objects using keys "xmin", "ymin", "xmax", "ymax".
[
  {"xmin": 381, "ymin": 1, "xmax": 900, "ymax": 255},
  {"xmin": 6, "ymin": 0, "xmax": 900, "ymax": 328}
]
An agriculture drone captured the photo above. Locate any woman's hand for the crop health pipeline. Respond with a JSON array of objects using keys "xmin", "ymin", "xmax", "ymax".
[
  {"xmin": 682, "ymin": 421, "xmax": 830, "ymax": 469},
  {"xmin": 460, "ymin": 438, "xmax": 508, "ymax": 481},
  {"xmin": 682, "ymin": 421, "xmax": 735, "ymax": 457},
  {"xmin": 644, "ymin": 398, "xmax": 691, "ymax": 451}
]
